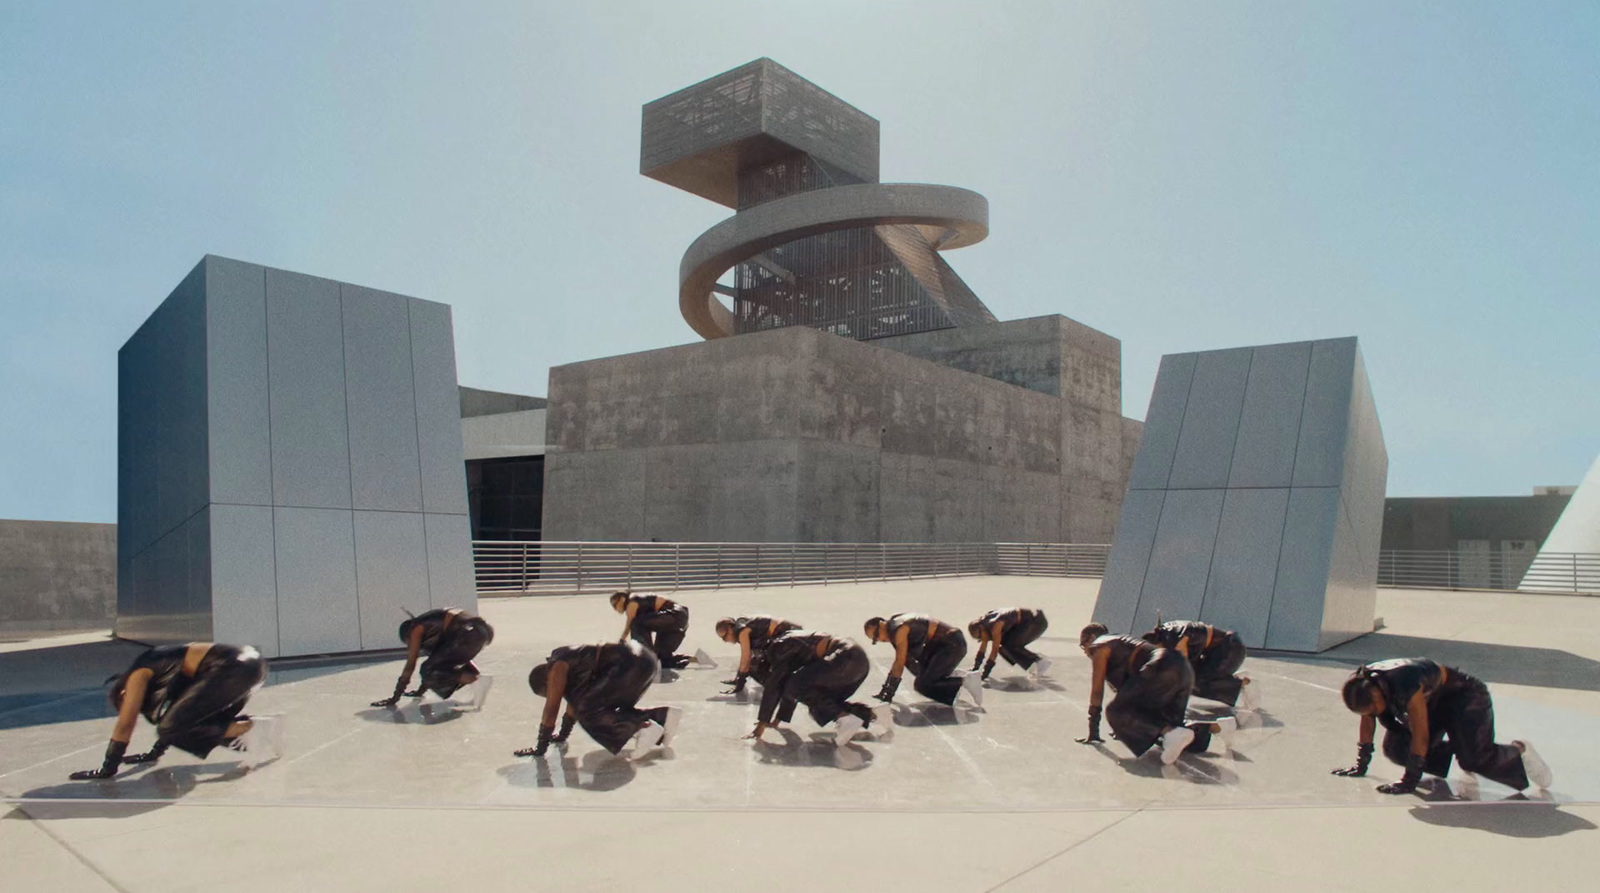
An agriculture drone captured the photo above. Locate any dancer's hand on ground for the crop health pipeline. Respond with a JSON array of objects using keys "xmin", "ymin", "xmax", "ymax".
[
  {"xmin": 1331, "ymin": 765, "xmax": 1368, "ymax": 777},
  {"xmin": 982, "ymin": 659, "xmax": 997, "ymax": 680},
  {"xmin": 742, "ymin": 722, "xmax": 768, "ymax": 741},
  {"xmin": 370, "ymin": 696, "xmax": 400, "ymax": 708},
  {"xmin": 1074, "ymin": 734, "xmax": 1105, "ymax": 744},
  {"xmin": 403, "ymin": 688, "xmax": 424, "ymax": 698},
  {"xmin": 1076, "ymin": 705, "xmax": 1104, "ymax": 744},
  {"xmin": 122, "ymin": 750, "xmax": 163, "ymax": 765},
  {"xmin": 1376, "ymin": 779, "xmax": 1419, "ymax": 794},
  {"xmin": 971, "ymin": 655, "xmax": 983, "ymax": 672},
  {"xmin": 1331, "ymin": 742, "xmax": 1374, "ymax": 777},
  {"xmin": 70, "ymin": 741, "xmax": 127, "ymax": 780},
  {"xmin": 552, "ymin": 714, "xmax": 577, "ymax": 743},
  {"xmin": 873, "ymin": 676, "xmax": 901, "ymax": 702},
  {"xmin": 69, "ymin": 766, "xmax": 117, "ymax": 780},
  {"xmin": 516, "ymin": 723, "xmax": 556, "ymax": 757}
]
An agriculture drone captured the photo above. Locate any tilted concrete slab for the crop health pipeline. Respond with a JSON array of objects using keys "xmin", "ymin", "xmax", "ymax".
[{"xmin": 1095, "ymin": 337, "xmax": 1388, "ymax": 651}]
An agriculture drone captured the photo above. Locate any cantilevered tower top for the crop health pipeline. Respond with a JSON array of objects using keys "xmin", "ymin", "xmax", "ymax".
[{"xmin": 641, "ymin": 58, "xmax": 880, "ymax": 208}]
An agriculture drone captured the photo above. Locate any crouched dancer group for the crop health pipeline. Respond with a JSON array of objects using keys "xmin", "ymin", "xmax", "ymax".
[{"xmin": 68, "ymin": 591, "xmax": 1555, "ymax": 800}]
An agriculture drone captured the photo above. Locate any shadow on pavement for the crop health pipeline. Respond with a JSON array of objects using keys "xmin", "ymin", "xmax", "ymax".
[
  {"xmin": 353, "ymin": 703, "xmax": 465, "ymax": 725},
  {"xmin": 1317, "ymin": 634, "xmax": 1600, "ymax": 693},
  {"xmin": 888, "ymin": 701, "xmax": 981, "ymax": 727},
  {"xmin": 751, "ymin": 727, "xmax": 874, "ymax": 771},
  {"xmin": 1409, "ymin": 802, "xmax": 1598, "ymax": 837},
  {"xmin": 498, "ymin": 747, "xmax": 639, "ymax": 792},
  {"xmin": 8, "ymin": 761, "xmax": 259, "ymax": 818}
]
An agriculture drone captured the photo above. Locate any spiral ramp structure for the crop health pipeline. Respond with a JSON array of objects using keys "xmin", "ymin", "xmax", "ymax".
[{"xmin": 642, "ymin": 59, "xmax": 998, "ymax": 341}]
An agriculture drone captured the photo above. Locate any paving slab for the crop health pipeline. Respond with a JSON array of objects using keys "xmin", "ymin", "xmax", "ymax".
[{"xmin": 3, "ymin": 577, "xmax": 1597, "ymax": 891}]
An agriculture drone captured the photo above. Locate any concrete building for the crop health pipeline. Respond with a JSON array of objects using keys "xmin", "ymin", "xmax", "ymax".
[
  {"xmin": 1093, "ymin": 337, "xmax": 1388, "ymax": 652},
  {"xmin": 461, "ymin": 386, "xmax": 547, "ymax": 541},
  {"xmin": 543, "ymin": 60, "xmax": 1141, "ymax": 543},
  {"xmin": 0, "ymin": 519, "xmax": 116, "ymax": 636},
  {"xmin": 116, "ymin": 255, "xmax": 475, "ymax": 657}
]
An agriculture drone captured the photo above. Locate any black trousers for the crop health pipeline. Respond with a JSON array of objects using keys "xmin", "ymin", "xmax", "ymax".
[
  {"xmin": 420, "ymin": 617, "xmax": 493, "ymax": 697},
  {"xmin": 569, "ymin": 649, "xmax": 667, "ymax": 754},
  {"xmin": 1105, "ymin": 648, "xmax": 1195, "ymax": 757},
  {"xmin": 1380, "ymin": 674, "xmax": 1529, "ymax": 790},
  {"xmin": 997, "ymin": 614, "xmax": 1049, "ymax": 669},
  {"xmin": 630, "ymin": 605, "xmax": 689, "ymax": 659},
  {"xmin": 908, "ymin": 633, "xmax": 968, "ymax": 705},
  {"xmin": 1190, "ymin": 635, "xmax": 1247, "ymax": 706},
  {"xmin": 773, "ymin": 645, "xmax": 873, "ymax": 727},
  {"xmin": 157, "ymin": 647, "xmax": 267, "ymax": 758}
]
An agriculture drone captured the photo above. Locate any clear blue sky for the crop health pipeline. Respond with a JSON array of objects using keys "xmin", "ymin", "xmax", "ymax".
[{"xmin": 2, "ymin": 1, "xmax": 1597, "ymax": 523}]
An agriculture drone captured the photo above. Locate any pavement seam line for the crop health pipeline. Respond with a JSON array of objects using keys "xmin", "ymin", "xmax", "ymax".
[
  {"xmin": 11, "ymin": 803, "xmax": 134, "ymax": 893},
  {"xmin": 982, "ymin": 808, "xmax": 1142, "ymax": 893}
]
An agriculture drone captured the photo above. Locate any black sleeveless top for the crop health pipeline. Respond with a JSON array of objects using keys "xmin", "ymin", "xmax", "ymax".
[
  {"xmin": 886, "ymin": 614, "xmax": 956, "ymax": 652},
  {"xmin": 1149, "ymin": 620, "xmax": 1227, "ymax": 654},
  {"xmin": 549, "ymin": 641, "xmax": 650, "ymax": 692},
  {"xmin": 975, "ymin": 608, "xmax": 1038, "ymax": 633},
  {"xmin": 408, "ymin": 609, "xmax": 456, "ymax": 650},
  {"xmin": 130, "ymin": 645, "xmax": 191, "ymax": 723},
  {"xmin": 733, "ymin": 616, "xmax": 801, "ymax": 649},
  {"xmin": 1091, "ymin": 635, "xmax": 1159, "ymax": 690},
  {"xmin": 1358, "ymin": 658, "xmax": 1455, "ymax": 729},
  {"xmin": 627, "ymin": 594, "xmax": 677, "ymax": 613}
]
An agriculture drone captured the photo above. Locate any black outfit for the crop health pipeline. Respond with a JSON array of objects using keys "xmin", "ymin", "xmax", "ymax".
[
  {"xmin": 1095, "ymin": 636, "xmax": 1212, "ymax": 757},
  {"xmin": 976, "ymin": 608, "xmax": 1049, "ymax": 669},
  {"xmin": 1360, "ymin": 658, "xmax": 1530, "ymax": 790},
  {"xmin": 887, "ymin": 614, "xmax": 968, "ymax": 705},
  {"xmin": 134, "ymin": 644, "xmax": 266, "ymax": 758},
  {"xmin": 757, "ymin": 632, "xmax": 874, "ymax": 728},
  {"xmin": 412, "ymin": 609, "xmax": 495, "ymax": 697},
  {"xmin": 538, "ymin": 641, "xmax": 667, "ymax": 754},
  {"xmin": 625, "ymin": 595, "xmax": 689, "ymax": 665},
  {"xmin": 1146, "ymin": 621, "xmax": 1247, "ymax": 706},
  {"xmin": 733, "ymin": 616, "xmax": 802, "ymax": 654}
]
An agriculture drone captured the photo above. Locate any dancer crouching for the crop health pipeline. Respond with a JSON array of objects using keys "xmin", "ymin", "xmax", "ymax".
[
  {"xmin": 71, "ymin": 643, "xmax": 278, "ymax": 780},
  {"xmin": 744, "ymin": 630, "xmax": 882, "ymax": 747},
  {"xmin": 517, "ymin": 641, "xmax": 682, "ymax": 758},
  {"xmin": 1075, "ymin": 623, "xmax": 1232, "ymax": 765},
  {"xmin": 863, "ymin": 614, "xmax": 982, "ymax": 707},
  {"xmin": 371, "ymin": 607, "xmax": 494, "ymax": 709},
  {"xmin": 1333, "ymin": 657, "xmax": 1552, "ymax": 795},
  {"xmin": 1142, "ymin": 619, "xmax": 1255, "ymax": 709},
  {"xmin": 716, "ymin": 615, "xmax": 801, "ymax": 693},
  {"xmin": 611, "ymin": 591, "xmax": 692, "ymax": 669},
  {"xmin": 968, "ymin": 608, "xmax": 1051, "ymax": 679}
]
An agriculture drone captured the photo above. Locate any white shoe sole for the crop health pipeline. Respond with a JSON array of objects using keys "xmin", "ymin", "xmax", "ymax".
[
  {"xmin": 1161, "ymin": 727, "xmax": 1195, "ymax": 765},
  {"xmin": 960, "ymin": 673, "xmax": 984, "ymax": 707},
  {"xmin": 1515, "ymin": 740, "xmax": 1554, "ymax": 789},
  {"xmin": 660, "ymin": 707, "xmax": 683, "ymax": 747},
  {"xmin": 834, "ymin": 715, "xmax": 866, "ymax": 748}
]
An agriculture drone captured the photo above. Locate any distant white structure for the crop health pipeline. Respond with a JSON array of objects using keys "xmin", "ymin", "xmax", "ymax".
[{"xmin": 1521, "ymin": 451, "xmax": 1600, "ymax": 591}]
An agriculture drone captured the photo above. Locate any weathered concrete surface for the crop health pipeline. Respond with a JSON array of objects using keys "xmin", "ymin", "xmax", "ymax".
[
  {"xmin": 4, "ymin": 580, "xmax": 1597, "ymax": 893},
  {"xmin": 0, "ymin": 520, "xmax": 115, "ymax": 636},
  {"xmin": 544, "ymin": 320, "xmax": 1139, "ymax": 544}
]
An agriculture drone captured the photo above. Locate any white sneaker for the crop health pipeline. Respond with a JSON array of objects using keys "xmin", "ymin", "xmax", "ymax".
[
  {"xmin": 1213, "ymin": 716, "xmax": 1237, "ymax": 752},
  {"xmin": 631, "ymin": 720, "xmax": 666, "ymax": 755},
  {"xmin": 1516, "ymin": 740, "xmax": 1553, "ymax": 789},
  {"xmin": 871, "ymin": 704, "xmax": 895, "ymax": 741},
  {"xmin": 660, "ymin": 707, "xmax": 683, "ymax": 747},
  {"xmin": 236, "ymin": 715, "xmax": 284, "ymax": 766},
  {"xmin": 1160, "ymin": 726, "xmax": 1195, "ymax": 765},
  {"xmin": 693, "ymin": 648, "xmax": 716, "ymax": 669},
  {"xmin": 1028, "ymin": 657, "xmax": 1053, "ymax": 678},
  {"xmin": 834, "ymin": 713, "xmax": 866, "ymax": 747},
  {"xmin": 960, "ymin": 672, "xmax": 985, "ymax": 707},
  {"xmin": 459, "ymin": 676, "xmax": 494, "ymax": 711},
  {"xmin": 1238, "ymin": 675, "xmax": 1260, "ymax": 711}
]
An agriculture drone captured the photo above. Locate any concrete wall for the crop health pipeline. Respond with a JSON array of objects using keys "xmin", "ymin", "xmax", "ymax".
[
  {"xmin": 543, "ymin": 318, "xmax": 1135, "ymax": 544},
  {"xmin": 117, "ymin": 256, "xmax": 475, "ymax": 656},
  {"xmin": 0, "ymin": 520, "xmax": 117, "ymax": 635},
  {"xmin": 1382, "ymin": 494, "xmax": 1571, "ymax": 551},
  {"xmin": 1093, "ymin": 337, "xmax": 1388, "ymax": 653}
]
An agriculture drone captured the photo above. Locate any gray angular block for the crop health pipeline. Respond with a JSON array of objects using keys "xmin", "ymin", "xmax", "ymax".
[
  {"xmin": 1092, "ymin": 336, "xmax": 1387, "ymax": 652},
  {"xmin": 274, "ymin": 507, "xmax": 361, "ymax": 655},
  {"xmin": 117, "ymin": 256, "xmax": 471, "ymax": 655}
]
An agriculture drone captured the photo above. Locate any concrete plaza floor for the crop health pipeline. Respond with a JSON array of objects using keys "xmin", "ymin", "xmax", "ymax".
[{"xmin": 4, "ymin": 577, "xmax": 1599, "ymax": 891}]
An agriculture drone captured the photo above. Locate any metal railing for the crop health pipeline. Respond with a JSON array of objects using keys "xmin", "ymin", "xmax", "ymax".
[
  {"xmin": 1377, "ymin": 550, "xmax": 1600, "ymax": 594},
  {"xmin": 473, "ymin": 541, "xmax": 1600, "ymax": 597},
  {"xmin": 472, "ymin": 541, "xmax": 1110, "ymax": 595}
]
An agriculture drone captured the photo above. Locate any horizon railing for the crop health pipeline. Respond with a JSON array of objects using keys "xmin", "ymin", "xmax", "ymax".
[{"xmin": 472, "ymin": 540, "xmax": 1600, "ymax": 597}]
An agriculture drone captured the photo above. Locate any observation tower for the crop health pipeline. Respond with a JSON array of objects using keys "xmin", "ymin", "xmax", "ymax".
[{"xmin": 642, "ymin": 58, "xmax": 997, "ymax": 341}]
